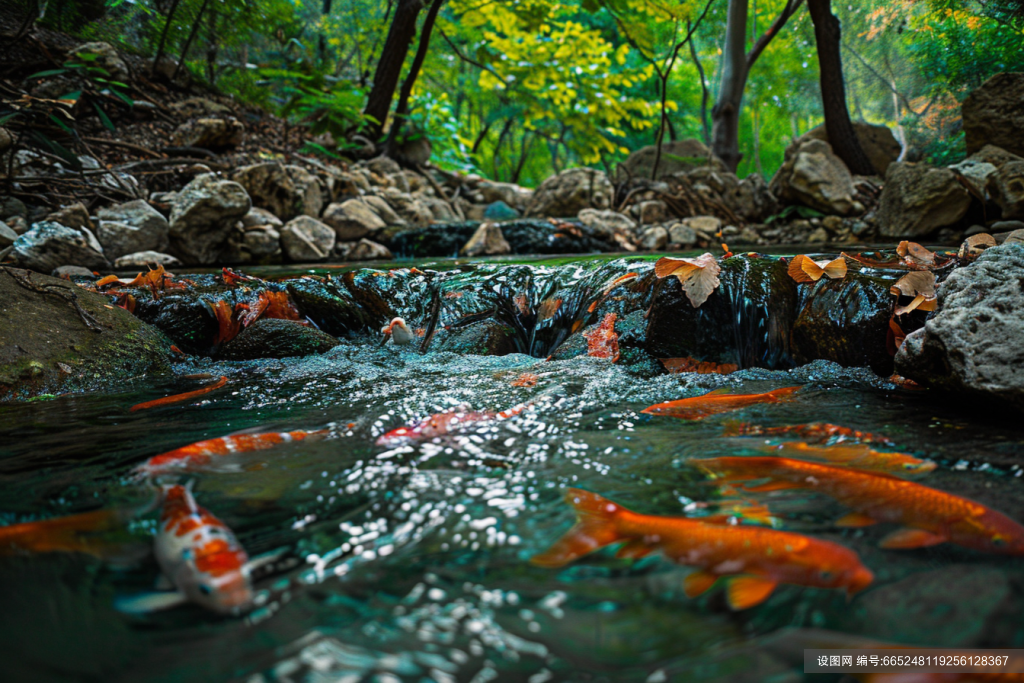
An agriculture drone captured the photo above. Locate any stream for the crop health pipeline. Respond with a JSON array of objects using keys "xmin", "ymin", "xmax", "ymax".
[{"xmin": 2, "ymin": 253, "xmax": 1023, "ymax": 683}]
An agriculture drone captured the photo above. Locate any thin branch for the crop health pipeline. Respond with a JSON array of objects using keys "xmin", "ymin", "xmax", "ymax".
[
  {"xmin": 746, "ymin": 0, "xmax": 805, "ymax": 72},
  {"xmin": 438, "ymin": 28, "xmax": 502, "ymax": 80}
]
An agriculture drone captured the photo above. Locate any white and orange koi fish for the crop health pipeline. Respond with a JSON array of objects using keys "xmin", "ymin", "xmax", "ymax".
[{"xmin": 376, "ymin": 403, "xmax": 529, "ymax": 448}]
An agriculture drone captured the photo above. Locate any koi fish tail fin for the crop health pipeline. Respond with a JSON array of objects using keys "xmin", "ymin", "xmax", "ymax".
[
  {"xmin": 0, "ymin": 503, "xmax": 148, "ymax": 558},
  {"xmin": 771, "ymin": 386, "xmax": 803, "ymax": 401},
  {"xmin": 531, "ymin": 489, "xmax": 626, "ymax": 568}
]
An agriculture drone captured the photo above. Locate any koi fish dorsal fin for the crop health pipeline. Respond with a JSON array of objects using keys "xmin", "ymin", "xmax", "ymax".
[
  {"xmin": 727, "ymin": 576, "xmax": 778, "ymax": 610},
  {"xmin": 683, "ymin": 570, "xmax": 718, "ymax": 598},
  {"xmin": 879, "ymin": 528, "xmax": 947, "ymax": 549},
  {"xmin": 531, "ymin": 489, "xmax": 625, "ymax": 568}
]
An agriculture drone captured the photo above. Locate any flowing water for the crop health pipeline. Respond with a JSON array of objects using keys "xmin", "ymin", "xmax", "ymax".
[{"xmin": 2, "ymin": 254, "xmax": 1024, "ymax": 683}]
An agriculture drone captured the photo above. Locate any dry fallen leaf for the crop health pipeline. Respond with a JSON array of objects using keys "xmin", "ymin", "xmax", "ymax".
[
  {"xmin": 887, "ymin": 317, "xmax": 906, "ymax": 355},
  {"xmin": 787, "ymin": 254, "xmax": 848, "ymax": 283},
  {"xmin": 654, "ymin": 253, "xmax": 722, "ymax": 308},
  {"xmin": 891, "ymin": 271, "xmax": 938, "ymax": 315},
  {"xmin": 959, "ymin": 233, "xmax": 997, "ymax": 259},
  {"xmin": 896, "ymin": 241, "xmax": 938, "ymax": 268}
]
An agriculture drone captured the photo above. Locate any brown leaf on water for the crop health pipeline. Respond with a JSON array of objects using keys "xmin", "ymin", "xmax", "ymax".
[
  {"xmin": 510, "ymin": 373, "xmax": 539, "ymax": 387},
  {"xmin": 654, "ymin": 253, "xmax": 721, "ymax": 308},
  {"xmin": 959, "ymin": 233, "xmax": 997, "ymax": 259},
  {"xmin": 787, "ymin": 254, "xmax": 848, "ymax": 283},
  {"xmin": 891, "ymin": 271, "xmax": 937, "ymax": 315}
]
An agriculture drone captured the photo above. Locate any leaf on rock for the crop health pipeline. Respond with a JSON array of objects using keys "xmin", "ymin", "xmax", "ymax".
[
  {"xmin": 959, "ymin": 233, "xmax": 997, "ymax": 259},
  {"xmin": 654, "ymin": 253, "xmax": 721, "ymax": 308},
  {"xmin": 787, "ymin": 254, "xmax": 848, "ymax": 283},
  {"xmin": 896, "ymin": 241, "xmax": 937, "ymax": 268},
  {"xmin": 583, "ymin": 312, "xmax": 620, "ymax": 362},
  {"xmin": 886, "ymin": 317, "xmax": 906, "ymax": 356},
  {"xmin": 890, "ymin": 271, "xmax": 937, "ymax": 315}
]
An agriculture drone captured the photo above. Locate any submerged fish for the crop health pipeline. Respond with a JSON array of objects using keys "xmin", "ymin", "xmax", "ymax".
[
  {"xmin": 135, "ymin": 429, "xmax": 330, "ymax": 477},
  {"xmin": 583, "ymin": 312, "xmax": 620, "ymax": 362},
  {"xmin": 376, "ymin": 403, "xmax": 528, "ymax": 448},
  {"xmin": 118, "ymin": 484, "xmax": 254, "ymax": 615},
  {"xmin": 642, "ymin": 386, "xmax": 802, "ymax": 420},
  {"xmin": 756, "ymin": 441, "xmax": 936, "ymax": 476},
  {"xmin": 0, "ymin": 505, "xmax": 144, "ymax": 559},
  {"xmin": 723, "ymin": 421, "xmax": 896, "ymax": 446},
  {"xmin": 129, "ymin": 376, "xmax": 229, "ymax": 412},
  {"xmin": 696, "ymin": 456, "xmax": 1024, "ymax": 554},
  {"xmin": 532, "ymin": 488, "xmax": 873, "ymax": 610},
  {"xmin": 381, "ymin": 317, "xmax": 415, "ymax": 346}
]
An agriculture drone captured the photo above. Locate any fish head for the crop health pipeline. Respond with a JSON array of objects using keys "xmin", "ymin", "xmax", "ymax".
[
  {"xmin": 958, "ymin": 512, "xmax": 1024, "ymax": 555},
  {"xmin": 844, "ymin": 565, "xmax": 875, "ymax": 598},
  {"xmin": 376, "ymin": 425, "xmax": 416, "ymax": 447},
  {"xmin": 178, "ymin": 547, "xmax": 254, "ymax": 614}
]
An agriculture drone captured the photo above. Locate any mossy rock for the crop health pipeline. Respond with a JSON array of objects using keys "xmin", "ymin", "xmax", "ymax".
[
  {"xmin": 434, "ymin": 319, "xmax": 518, "ymax": 356},
  {"xmin": 218, "ymin": 318, "xmax": 341, "ymax": 360},
  {"xmin": 0, "ymin": 267, "xmax": 173, "ymax": 401},
  {"xmin": 645, "ymin": 255, "xmax": 798, "ymax": 369},
  {"xmin": 386, "ymin": 222, "xmax": 480, "ymax": 258}
]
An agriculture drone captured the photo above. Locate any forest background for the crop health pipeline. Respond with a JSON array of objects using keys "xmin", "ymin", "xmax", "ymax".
[{"xmin": 12, "ymin": 0, "xmax": 1024, "ymax": 188}]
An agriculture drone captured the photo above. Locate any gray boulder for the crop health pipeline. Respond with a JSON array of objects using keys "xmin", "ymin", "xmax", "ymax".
[
  {"xmin": 527, "ymin": 168, "xmax": 613, "ymax": 217},
  {"xmin": 232, "ymin": 163, "xmax": 324, "ymax": 221},
  {"xmin": 95, "ymin": 199, "xmax": 170, "ymax": 259},
  {"xmin": 796, "ymin": 121, "xmax": 901, "ymax": 176},
  {"xmin": 12, "ymin": 222, "xmax": 109, "ymax": 273},
  {"xmin": 46, "ymin": 202, "xmax": 93, "ymax": 231},
  {"xmin": 616, "ymin": 138, "xmax": 726, "ymax": 182},
  {"xmin": 168, "ymin": 173, "xmax": 251, "ymax": 264},
  {"xmin": 280, "ymin": 216, "xmax": 335, "ymax": 262},
  {"xmin": 638, "ymin": 226, "xmax": 668, "ymax": 251},
  {"xmin": 113, "ymin": 251, "xmax": 182, "ymax": 269},
  {"xmin": 0, "ymin": 220, "xmax": 16, "ymax": 249},
  {"xmin": 988, "ymin": 160, "xmax": 1024, "ymax": 220},
  {"xmin": 337, "ymin": 238, "xmax": 393, "ymax": 261},
  {"xmin": 170, "ymin": 117, "xmax": 245, "ymax": 150},
  {"xmin": 771, "ymin": 138, "xmax": 857, "ymax": 215},
  {"xmin": 962, "ymin": 72, "xmax": 1024, "ymax": 158},
  {"xmin": 322, "ymin": 199, "xmax": 386, "ymax": 240},
  {"xmin": 69, "ymin": 42, "xmax": 129, "ymax": 82},
  {"xmin": 577, "ymin": 208, "xmax": 637, "ymax": 239},
  {"xmin": 461, "ymin": 223, "xmax": 511, "ymax": 256},
  {"xmin": 895, "ymin": 243, "xmax": 1024, "ymax": 411},
  {"xmin": 877, "ymin": 162, "xmax": 971, "ymax": 237}
]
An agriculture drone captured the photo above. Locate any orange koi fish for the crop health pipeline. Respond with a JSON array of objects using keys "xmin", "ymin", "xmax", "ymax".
[
  {"xmin": 135, "ymin": 429, "xmax": 330, "ymax": 477},
  {"xmin": 118, "ymin": 485, "xmax": 252, "ymax": 615},
  {"xmin": 129, "ymin": 376, "xmax": 228, "ymax": 412},
  {"xmin": 532, "ymin": 488, "xmax": 873, "ymax": 610},
  {"xmin": 583, "ymin": 312, "xmax": 620, "ymax": 362},
  {"xmin": 755, "ymin": 441, "xmax": 936, "ymax": 477},
  {"xmin": 697, "ymin": 457, "xmax": 1024, "ymax": 554},
  {"xmin": 0, "ymin": 506, "xmax": 142, "ymax": 558},
  {"xmin": 723, "ymin": 421, "xmax": 897, "ymax": 446},
  {"xmin": 642, "ymin": 386, "xmax": 802, "ymax": 420},
  {"xmin": 376, "ymin": 403, "xmax": 529, "ymax": 448}
]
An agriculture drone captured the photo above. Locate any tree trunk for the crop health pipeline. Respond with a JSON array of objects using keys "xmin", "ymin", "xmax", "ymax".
[
  {"xmin": 385, "ymin": 0, "xmax": 444, "ymax": 154},
  {"xmin": 172, "ymin": 0, "xmax": 211, "ymax": 82},
  {"xmin": 710, "ymin": 0, "xmax": 747, "ymax": 172},
  {"xmin": 806, "ymin": 0, "xmax": 875, "ymax": 175},
  {"xmin": 363, "ymin": 0, "xmax": 425, "ymax": 140},
  {"xmin": 151, "ymin": 0, "xmax": 183, "ymax": 76}
]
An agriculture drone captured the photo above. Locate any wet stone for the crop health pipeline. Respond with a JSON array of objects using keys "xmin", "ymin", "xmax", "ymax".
[
  {"xmin": 218, "ymin": 318, "xmax": 341, "ymax": 360},
  {"xmin": 286, "ymin": 277, "xmax": 376, "ymax": 338}
]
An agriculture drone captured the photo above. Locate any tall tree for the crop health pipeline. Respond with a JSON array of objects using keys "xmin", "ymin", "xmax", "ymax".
[
  {"xmin": 711, "ymin": 0, "xmax": 805, "ymax": 172},
  {"xmin": 363, "ymin": 0, "xmax": 425, "ymax": 140},
  {"xmin": 385, "ymin": 0, "xmax": 445, "ymax": 153},
  {"xmin": 806, "ymin": 0, "xmax": 874, "ymax": 175}
]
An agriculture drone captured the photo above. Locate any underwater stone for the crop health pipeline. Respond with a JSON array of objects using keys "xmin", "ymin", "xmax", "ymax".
[
  {"xmin": 286, "ymin": 277, "xmax": 376, "ymax": 338},
  {"xmin": 218, "ymin": 318, "xmax": 341, "ymax": 360}
]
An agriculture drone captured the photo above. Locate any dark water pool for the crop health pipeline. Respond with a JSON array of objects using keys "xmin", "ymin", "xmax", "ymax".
[{"xmin": 2, "ymin": 257, "xmax": 1023, "ymax": 683}]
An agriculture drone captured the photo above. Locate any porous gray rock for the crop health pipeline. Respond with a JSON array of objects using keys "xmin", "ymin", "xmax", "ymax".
[
  {"xmin": 337, "ymin": 238, "xmax": 393, "ymax": 261},
  {"xmin": 46, "ymin": 202, "xmax": 93, "ymax": 231},
  {"xmin": 322, "ymin": 199, "xmax": 386, "ymax": 240},
  {"xmin": 0, "ymin": 220, "xmax": 16, "ymax": 249},
  {"xmin": 877, "ymin": 162, "xmax": 971, "ymax": 237},
  {"xmin": 667, "ymin": 222, "xmax": 698, "ymax": 246},
  {"xmin": 241, "ymin": 207, "xmax": 284, "ymax": 229},
  {"xmin": 280, "ymin": 216, "xmax": 335, "ymax": 262},
  {"xmin": 168, "ymin": 173, "xmax": 251, "ymax": 264},
  {"xmin": 895, "ymin": 243, "xmax": 1024, "ymax": 411},
  {"xmin": 577, "ymin": 209, "xmax": 637, "ymax": 239},
  {"xmin": 11, "ymin": 222, "xmax": 109, "ymax": 273},
  {"xmin": 962, "ymin": 72, "xmax": 1024, "ymax": 158},
  {"xmin": 526, "ymin": 167, "xmax": 613, "ymax": 217},
  {"xmin": 638, "ymin": 226, "xmax": 668, "ymax": 251},
  {"xmin": 988, "ymin": 160, "xmax": 1024, "ymax": 220},
  {"xmin": 771, "ymin": 138, "xmax": 856, "ymax": 215}
]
